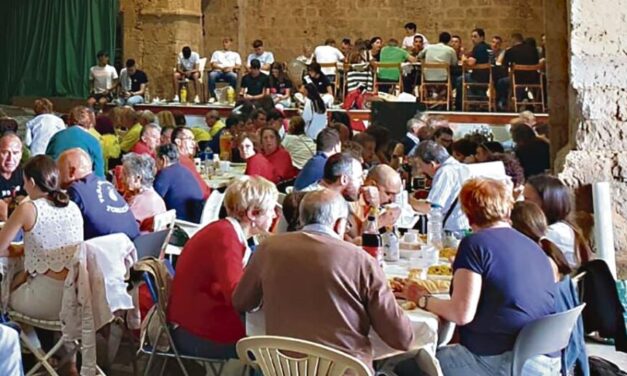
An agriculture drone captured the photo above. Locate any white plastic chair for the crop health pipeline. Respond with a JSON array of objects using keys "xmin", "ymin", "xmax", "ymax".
[
  {"xmin": 200, "ymin": 190, "xmax": 225, "ymax": 225},
  {"xmin": 236, "ymin": 336, "xmax": 373, "ymax": 376},
  {"xmin": 154, "ymin": 209, "xmax": 176, "ymax": 232}
]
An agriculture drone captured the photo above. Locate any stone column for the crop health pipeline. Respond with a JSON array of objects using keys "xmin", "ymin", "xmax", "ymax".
[
  {"xmin": 551, "ymin": 0, "xmax": 627, "ymax": 276},
  {"xmin": 120, "ymin": 0, "xmax": 203, "ymax": 100}
]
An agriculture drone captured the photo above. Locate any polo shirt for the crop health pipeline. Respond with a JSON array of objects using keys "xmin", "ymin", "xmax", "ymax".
[
  {"xmin": 130, "ymin": 140, "xmax": 156, "ymax": 159},
  {"xmin": 0, "ymin": 168, "xmax": 25, "ymax": 199},
  {"xmin": 179, "ymin": 155, "xmax": 211, "ymax": 199},
  {"xmin": 304, "ymin": 74, "xmax": 331, "ymax": 96},
  {"xmin": 294, "ymin": 152, "xmax": 328, "ymax": 191},
  {"xmin": 379, "ymin": 46, "xmax": 410, "ymax": 81}
]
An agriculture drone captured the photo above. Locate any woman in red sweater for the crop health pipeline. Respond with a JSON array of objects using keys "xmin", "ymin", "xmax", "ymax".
[
  {"xmin": 260, "ymin": 127, "xmax": 298, "ymax": 182},
  {"xmin": 167, "ymin": 176, "xmax": 278, "ymax": 358},
  {"xmin": 238, "ymin": 132, "xmax": 279, "ymax": 183}
]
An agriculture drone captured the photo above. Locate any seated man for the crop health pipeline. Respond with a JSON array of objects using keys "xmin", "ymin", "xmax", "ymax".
[
  {"xmin": 154, "ymin": 144, "xmax": 205, "ymax": 223},
  {"xmin": 378, "ymin": 39, "xmax": 417, "ymax": 92},
  {"xmin": 233, "ymin": 189, "xmax": 414, "ymax": 369},
  {"xmin": 130, "ymin": 123, "xmax": 160, "ymax": 159},
  {"xmin": 209, "ymin": 37, "xmax": 242, "ymax": 102},
  {"xmin": 0, "ymin": 133, "xmax": 26, "ymax": 221},
  {"xmin": 418, "ymin": 32, "xmax": 458, "ymax": 82},
  {"xmin": 433, "ymin": 125, "xmax": 454, "ymax": 152},
  {"xmin": 118, "ymin": 58, "xmax": 148, "ymax": 106},
  {"xmin": 490, "ymin": 35, "xmax": 505, "ymax": 65},
  {"xmin": 246, "ymin": 39, "xmax": 274, "ymax": 75},
  {"xmin": 173, "ymin": 46, "xmax": 201, "ymax": 103},
  {"xmin": 401, "ymin": 117, "xmax": 425, "ymax": 156},
  {"xmin": 171, "ymin": 126, "xmax": 211, "ymax": 199},
  {"xmin": 313, "ymin": 38, "xmax": 345, "ymax": 80},
  {"xmin": 294, "ymin": 128, "xmax": 341, "ymax": 191},
  {"xmin": 87, "ymin": 50, "xmax": 118, "ymax": 110},
  {"xmin": 496, "ymin": 33, "xmax": 540, "ymax": 111},
  {"xmin": 59, "ymin": 148, "xmax": 140, "ymax": 240},
  {"xmin": 455, "ymin": 28, "xmax": 491, "ymax": 111},
  {"xmin": 240, "ymin": 59, "xmax": 270, "ymax": 101}
]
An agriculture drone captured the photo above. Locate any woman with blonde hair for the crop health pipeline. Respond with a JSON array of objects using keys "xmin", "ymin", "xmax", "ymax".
[
  {"xmin": 167, "ymin": 176, "xmax": 278, "ymax": 359},
  {"xmin": 156, "ymin": 110, "xmax": 176, "ymax": 128}
]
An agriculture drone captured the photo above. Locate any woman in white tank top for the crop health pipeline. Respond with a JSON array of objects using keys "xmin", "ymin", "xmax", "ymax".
[{"xmin": 0, "ymin": 155, "xmax": 83, "ymax": 322}]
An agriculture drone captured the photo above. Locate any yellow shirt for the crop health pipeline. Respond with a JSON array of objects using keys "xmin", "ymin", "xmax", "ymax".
[
  {"xmin": 209, "ymin": 120, "xmax": 226, "ymax": 138},
  {"xmin": 119, "ymin": 123, "xmax": 142, "ymax": 152},
  {"xmin": 191, "ymin": 127, "xmax": 211, "ymax": 143},
  {"xmin": 101, "ymin": 134, "xmax": 121, "ymax": 172},
  {"xmin": 88, "ymin": 128, "xmax": 102, "ymax": 142}
]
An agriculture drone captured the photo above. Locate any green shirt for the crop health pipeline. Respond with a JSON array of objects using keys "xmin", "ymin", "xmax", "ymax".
[{"xmin": 379, "ymin": 46, "xmax": 409, "ymax": 81}]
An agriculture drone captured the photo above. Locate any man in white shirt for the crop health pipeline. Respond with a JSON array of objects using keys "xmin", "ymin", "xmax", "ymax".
[
  {"xmin": 246, "ymin": 39, "xmax": 274, "ymax": 74},
  {"xmin": 418, "ymin": 32, "xmax": 458, "ymax": 82},
  {"xmin": 313, "ymin": 39, "xmax": 344, "ymax": 77},
  {"xmin": 172, "ymin": 46, "xmax": 201, "ymax": 103},
  {"xmin": 25, "ymin": 98, "xmax": 65, "ymax": 156},
  {"xmin": 87, "ymin": 50, "xmax": 118, "ymax": 110},
  {"xmin": 402, "ymin": 22, "xmax": 429, "ymax": 50},
  {"xmin": 209, "ymin": 37, "xmax": 242, "ymax": 102}
]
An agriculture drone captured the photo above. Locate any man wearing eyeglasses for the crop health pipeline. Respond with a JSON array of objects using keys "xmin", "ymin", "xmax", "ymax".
[{"xmin": 171, "ymin": 126, "xmax": 211, "ymax": 199}]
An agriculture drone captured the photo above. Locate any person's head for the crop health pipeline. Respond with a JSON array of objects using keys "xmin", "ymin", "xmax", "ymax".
[
  {"xmin": 369, "ymin": 36, "xmax": 383, "ymax": 50},
  {"xmin": 329, "ymin": 122, "xmax": 351, "ymax": 143},
  {"xmin": 172, "ymin": 110, "xmax": 186, "ymax": 126},
  {"xmin": 23, "ymin": 155, "xmax": 69, "ymax": 207},
  {"xmin": 365, "ymin": 164, "xmax": 402, "ymax": 205},
  {"xmin": 411, "ymin": 140, "xmax": 450, "ymax": 178},
  {"xmin": 438, "ymin": 32, "xmax": 452, "ymax": 45},
  {"xmin": 138, "ymin": 110, "xmax": 156, "ymax": 126},
  {"xmin": 352, "ymin": 132, "xmax": 376, "ymax": 165},
  {"xmin": 450, "ymin": 35, "xmax": 462, "ymax": 51},
  {"xmin": 223, "ymin": 37, "xmax": 233, "ymax": 50},
  {"xmin": 486, "ymin": 153, "xmax": 526, "ymax": 199},
  {"xmin": 96, "ymin": 50, "xmax": 109, "ymax": 65},
  {"xmin": 386, "ymin": 38, "xmax": 399, "ymax": 47},
  {"xmin": 299, "ymin": 189, "xmax": 349, "ymax": 238},
  {"xmin": 0, "ymin": 118, "xmax": 19, "ymax": 135},
  {"xmin": 237, "ymin": 132, "xmax": 257, "ymax": 160},
  {"xmin": 182, "ymin": 46, "xmax": 192, "ymax": 59},
  {"xmin": 33, "ymin": 98, "xmax": 53, "ymax": 115},
  {"xmin": 160, "ymin": 126, "xmax": 174, "ymax": 146},
  {"xmin": 433, "ymin": 126, "xmax": 454, "ymax": 150},
  {"xmin": 58, "ymin": 148, "xmax": 93, "ymax": 188},
  {"xmin": 535, "ymin": 123, "xmax": 549, "ymax": 138},
  {"xmin": 125, "ymin": 59, "xmax": 137, "ymax": 75},
  {"xmin": 471, "ymin": 28, "xmax": 485, "ymax": 45},
  {"xmin": 122, "ymin": 107, "xmax": 139, "ymax": 129},
  {"xmin": 511, "ymin": 33, "xmax": 524, "ymax": 45},
  {"xmin": 260, "ymin": 127, "xmax": 281, "ymax": 155},
  {"xmin": 302, "ymin": 83, "xmax": 326, "ymax": 114},
  {"xmin": 0, "ymin": 133, "xmax": 22, "ymax": 176},
  {"xmin": 364, "ymin": 125, "xmax": 391, "ymax": 155},
  {"xmin": 157, "ymin": 110, "xmax": 176, "ymax": 128},
  {"xmin": 460, "ymin": 178, "xmax": 513, "ymax": 230},
  {"xmin": 518, "ymin": 110, "xmax": 536, "ymax": 127},
  {"xmin": 404, "ymin": 22, "xmax": 417, "ymax": 35},
  {"xmin": 316, "ymin": 128, "xmax": 341, "ymax": 155},
  {"xmin": 413, "ymin": 35, "xmax": 424, "ymax": 51},
  {"xmin": 341, "ymin": 141, "xmax": 364, "ymax": 163},
  {"xmin": 95, "ymin": 115, "xmax": 115, "ymax": 135},
  {"xmin": 205, "ymin": 110, "xmax": 220, "ymax": 127},
  {"xmin": 288, "ymin": 116, "xmax": 306, "ymax": 135},
  {"xmin": 251, "ymin": 108, "xmax": 267, "ymax": 129},
  {"xmin": 324, "ymin": 38, "xmax": 336, "ymax": 46},
  {"xmin": 266, "ymin": 109, "xmax": 284, "ymax": 130},
  {"xmin": 451, "ymin": 138, "xmax": 477, "ymax": 162},
  {"xmin": 510, "ymin": 122, "xmax": 537, "ymax": 147},
  {"xmin": 252, "ymin": 39, "xmax": 264, "ymax": 55},
  {"xmin": 171, "ymin": 126, "xmax": 196, "ymax": 158},
  {"xmin": 224, "ymin": 176, "xmax": 278, "ymax": 235},
  {"xmin": 491, "ymin": 36, "xmax": 502, "ymax": 51},
  {"xmin": 524, "ymin": 174, "xmax": 571, "ymax": 225},
  {"xmin": 250, "ymin": 59, "xmax": 261, "ymax": 76},
  {"xmin": 122, "ymin": 153, "xmax": 156, "ymax": 193},
  {"xmin": 475, "ymin": 141, "xmax": 505, "ymax": 162},
  {"xmin": 341, "ymin": 38, "xmax": 351, "ymax": 51},
  {"xmin": 155, "ymin": 143, "xmax": 179, "ymax": 170},
  {"xmin": 406, "ymin": 117, "xmax": 424, "ymax": 136},
  {"xmin": 323, "ymin": 153, "xmax": 363, "ymax": 202},
  {"xmin": 307, "ymin": 62, "xmax": 323, "ymax": 77},
  {"xmin": 69, "ymin": 106, "xmax": 91, "ymax": 128},
  {"xmin": 525, "ymin": 37, "xmax": 537, "ymax": 49},
  {"xmin": 140, "ymin": 123, "xmax": 161, "ymax": 151},
  {"xmin": 270, "ymin": 62, "xmax": 285, "ymax": 80}
]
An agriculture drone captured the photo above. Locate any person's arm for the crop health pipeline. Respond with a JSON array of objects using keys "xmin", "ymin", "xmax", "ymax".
[
  {"xmin": 89, "ymin": 68, "xmax": 95, "ymax": 93},
  {"xmin": 234, "ymin": 53, "xmax": 242, "ymax": 72},
  {"xmin": 232, "ymin": 247, "xmax": 264, "ymax": 312},
  {"xmin": 406, "ymin": 50, "xmax": 417, "ymax": 63},
  {"xmin": 280, "ymin": 87, "xmax": 291, "ymax": 101},
  {"xmin": 450, "ymin": 50, "xmax": 459, "ymax": 66},
  {"xmin": 417, "ymin": 49, "xmax": 427, "ymax": 60},
  {"xmin": 213, "ymin": 234, "xmax": 247, "ymax": 306},
  {"xmin": 210, "ymin": 52, "xmax": 224, "ymax": 71},
  {"xmin": 134, "ymin": 82, "xmax": 147, "ymax": 96},
  {"xmin": 0, "ymin": 202, "xmax": 33, "ymax": 257}
]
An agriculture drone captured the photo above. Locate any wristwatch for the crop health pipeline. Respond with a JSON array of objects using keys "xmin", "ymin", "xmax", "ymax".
[{"xmin": 417, "ymin": 294, "xmax": 431, "ymax": 310}]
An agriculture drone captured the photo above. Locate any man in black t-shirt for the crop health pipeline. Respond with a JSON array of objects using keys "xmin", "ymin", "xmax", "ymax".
[
  {"xmin": 455, "ymin": 28, "xmax": 491, "ymax": 111},
  {"xmin": 119, "ymin": 59, "xmax": 149, "ymax": 106},
  {"xmin": 240, "ymin": 59, "xmax": 270, "ymax": 100},
  {"xmin": 496, "ymin": 33, "xmax": 540, "ymax": 110},
  {"xmin": 0, "ymin": 133, "xmax": 26, "ymax": 221}
]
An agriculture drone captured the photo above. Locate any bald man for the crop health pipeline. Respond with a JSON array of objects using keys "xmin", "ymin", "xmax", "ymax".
[
  {"xmin": 46, "ymin": 106, "xmax": 105, "ymax": 177},
  {"xmin": 0, "ymin": 133, "xmax": 26, "ymax": 221},
  {"xmin": 59, "ymin": 148, "xmax": 140, "ymax": 240}
]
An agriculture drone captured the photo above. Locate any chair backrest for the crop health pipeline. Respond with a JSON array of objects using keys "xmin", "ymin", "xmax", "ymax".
[
  {"xmin": 511, "ymin": 304, "xmax": 586, "ymax": 376},
  {"xmin": 154, "ymin": 209, "xmax": 176, "ymax": 232},
  {"xmin": 421, "ymin": 62, "xmax": 450, "ymax": 84},
  {"xmin": 200, "ymin": 190, "xmax": 225, "ymax": 225},
  {"xmin": 237, "ymin": 336, "xmax": 373, "ymax": 376},
  {"xmin": 133, "ymin": 229, "xmax": 170, "ymax": 259}
]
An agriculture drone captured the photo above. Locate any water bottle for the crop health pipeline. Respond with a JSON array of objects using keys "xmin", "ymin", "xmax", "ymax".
[
  {"xmin": 427, "ymin": 204, "xmax": 443, "ymax": 249},
  {"xmin": 383, "ymin": 226, "xmax": 400, "ymax": 262},
  {"xmin": 200, "ymin": 147, "xmax": 213, "ymax": 161}
]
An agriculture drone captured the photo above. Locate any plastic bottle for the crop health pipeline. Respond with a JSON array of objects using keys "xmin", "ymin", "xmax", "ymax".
[
  {"xmin": 383, "ymin": 226, "xmax": 400, "ymax": 262},
  {"xmin": 180, "ymin": 83, "xmax": 188, "ymax": 103},
  {"xmin": 200, "ymin": 146, "xmax": 213, "ymax": 161},
  {"xmin": 427, "ymin": 204, "xmax": 443, "ymax": 249},
  {"xmin": 219, "ymin": 129, "xmax": 233, "ymax": 161},
  {"xmin": 362, "ymin": 208, "xmax": 383, "ymax": 265},
  {"xmin": 226, "ymin": 86, "xmax": 235, "ymax": 104}
]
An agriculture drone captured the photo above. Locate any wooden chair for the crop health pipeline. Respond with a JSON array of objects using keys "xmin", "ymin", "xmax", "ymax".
[
  {"xmin": 318, "ymin": 62, "xmax": 341, "ymax": 97},
  {"xmin": 461, "ymin": 63, "xmax": 495, "ymax": 112},
  {"xmin": 373, "ymin": 62, "xmax": 403, "ymax": 94},
  {"xmin": 419, "ymin": 62, "xmax": 451, "ymax": 110},
  {"xmin": 511, "ymin": 64, "xmax": 546, "ymax": 112}
]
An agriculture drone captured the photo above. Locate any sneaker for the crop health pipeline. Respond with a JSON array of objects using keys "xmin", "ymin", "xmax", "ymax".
[
  {"xmin": 208, "ymin": 97, "xmax": 216, "ymax": 104},
  {"xmin": 193, "ymin": 95, "xmax": 200, "ymax": 104},
  {"xmin": 172, "ymin": 95, "xmax": 179, "ymax": 102}
]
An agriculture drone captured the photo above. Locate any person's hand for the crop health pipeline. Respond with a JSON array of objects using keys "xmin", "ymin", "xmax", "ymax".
[
  {"xmin": 379, "ymin": 206, "xmax": 401, "ymax": 228},
  {"xmin": 403, "ymin": 280, "xmax": 430, "ymax": 303},
  {"xmin": 360, "ymin": 186, "xmax": 380, "ymax": 208},
  {"xmin": 392, "ymin": 143, "xmax": 405, "ymax": 158},
  {"xmin": 0, "ymin": 200, "xmax": 8, "ymax": 221},
  {"xmin": 223, "ymin": 67, "xmax": 233, "ymax": 73},
  {"xmin": 123, "ymin": 91, "xmax": 131, "ymax": 98},
  {"xmin": 244, "ymin": 94, "xmax": 253, "ymax": 100}
]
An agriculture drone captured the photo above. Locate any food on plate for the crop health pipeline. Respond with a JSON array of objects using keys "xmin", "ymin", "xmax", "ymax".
[
  {"xmin": 408, "ymin": 268, "xmax": 425, "ymax": 281},
  {"xmin": 399, "ymin": 300, "xmax": 417, "ymax": 311},
  {"xmin": 410, "ymin": 279, "xmax": 451, "ymax": 294},
  {"xmin": 389, "ymin": 277, "xmax": 406, "ymax": 293},
  {"xmin": 428, "ymin": 264, "xmax": 452, "ymax": 276},
  {"xmin": 440, "ymin": 247, "xmax": 457, "ymax": 260}
]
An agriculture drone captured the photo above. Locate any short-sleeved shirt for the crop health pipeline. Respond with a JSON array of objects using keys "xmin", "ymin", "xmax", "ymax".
[
  {"xmin": 294, "ymin": 152, "xmax": 328, "ymax": 191},
  {"xmin": 402, "ymin": 33, "xmax": 430, "ymax": 49},
  {"xmin": 313, "ymin": 45, "xmax": 345, "ymax": 75},
  {"xmin": 129, "ymin": 70, "xmax": 148, "ymax": 92},
  {"xmin": 210, "ymin": 50, "xmax": 242, "ymax": 69},
  {"xmin": 270, "ymin": 78, "xmax": 293, "ymax": 96},
  {"xmin": 303, "ymin": 74, "xmax": 331, "ymax": 96},
  {"xmin": 0, "ymin": 168, "xmax": 25, "ymax": 199},
  {"xmin": 177, "ymin": 51, "xmax": 200, "ymax": 72},
  {"xmin": 241, "ymin": 73, "xmax": 270, "ymax": 96},
  {"xmin": 427, "ymin": 157, "xmax": 469, "ymax": 232},
  {"xmin": 379, "ymin": 46, "xmax": 410, "ymax": 81},
  {"xmin": 453, "ymin": 227, "xmax": 556, "ymax": 355},
  {"xmin": 247, "ymin": 51, "xmax": 275, "ymax": 67},
  {"xmin": 418, "ymin": 43, "xmax": 458, "ymax": 82},
  {"xmin": 470, "ymin": 42, "xmax": 491, "ymax": 81},
  {"xmin": 154, "ymin": 162, "xmax": 205, "ymax": 223},
  {"xmin": 89, "ymin": 64, "xmax": 118, "ymax": 94}
]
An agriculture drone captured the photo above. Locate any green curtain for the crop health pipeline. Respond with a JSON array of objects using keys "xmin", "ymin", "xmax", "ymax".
[{"xmin": 0, "ymin": 0, "xmax": 118, "ymax": 104}]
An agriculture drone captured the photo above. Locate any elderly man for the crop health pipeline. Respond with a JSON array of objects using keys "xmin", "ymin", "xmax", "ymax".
[
  {"xmin": 58, "ymin": 148, "xmax": 140, "ymax": 240},
  {"xmin": 45, "ymin": 106, "xmax": 105, "ymax": 177},
  {"xmin": 401, "ymin": 117, "xmax": 425, "ymax": 156},
  {"xmin": 171, "ymin": 126, "xmax": 211, "ymax": 199},
  {"xmin": 410, "ymin": 140, "xmax": 470, "ymax": 234},
  {"xmin": 233, "ymin": 189, "xmax": 414, "ymax": 369},
  {"xmin": 0, "ymin": 133, "xmax": 26, "ymax": 221},
  {"xmin": 130, "ymin": 123, "xmax": 160, "ymax": 159}
]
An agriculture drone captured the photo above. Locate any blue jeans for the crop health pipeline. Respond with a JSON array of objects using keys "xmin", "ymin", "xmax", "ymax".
[
  {"xmin": 208, "ymin": 71, "xmax": 238, "ymax": 99},
  {"xmin": 125, "ymin": 95, "xmax": 145, "ymax": 106},
  {"xmin": 170, "ymin": 325, "xmax": 237, "ymax": 359}
]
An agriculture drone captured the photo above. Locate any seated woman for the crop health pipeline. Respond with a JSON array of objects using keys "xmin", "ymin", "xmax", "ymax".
[
  {"xmin": 281, "ymin": 116, "xmax": 316, "ymax": 170},
  {"xmin": 396, "ymin": 177, "xmax": 559, "ymax": 376},
  {"xmin": 154, "ymin": 144, "xmax": 204, "ymax": 223},
  {"xmin": 300, "ymin": 83, "xmax": 328, "ymax": 140},
  {"xmin": 260, "ymin": 127, "xmax": 298, "ymax": 182},
  {"xmin": 524, "ymin": 174, "xmax": 592, "ymax": 269},
  {"xmin": 4, "ymin": 156, "xmax": 84, "ymax": 321},
  {"xmin": 122, "ymin": 153, "xmax": 166, "ymax": 232},
  {"xmin": 237, "ymin": 132, "xmax": 278, "ymax": 183},
  {"xmin": 269, "ymin": 62, "xmax": 293, "ymax": 109},
  {"xmin": 167, "ymin": 176, "xmax": 278, "ymax": 359}
]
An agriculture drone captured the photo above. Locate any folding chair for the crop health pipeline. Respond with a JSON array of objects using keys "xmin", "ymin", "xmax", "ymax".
[
  {"xmin": 461, "ymin": 63, "xmax": 495, "ymax": 112},
  {"xmin": 373, "ymin": 62, "xmax": 403, "ymax": 94},
  {"xmin": 420, "ymin": 63, "xmax": 451, "ymax": 110},
  {"xmin": 135, "ymin": 259, "xmax": 228, "ymax": 376},
  {"xmin": 511, "ymin": 64, "xmax": 546, "ymax": 113},
  {"xmin": 199, "ymin": 190, "xmax": 226, "ymax": 226},
  {"xmin": 134, "ymin": 229, "xmax": 171, "ymax": 260}
]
